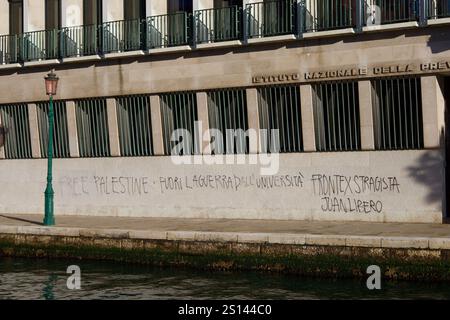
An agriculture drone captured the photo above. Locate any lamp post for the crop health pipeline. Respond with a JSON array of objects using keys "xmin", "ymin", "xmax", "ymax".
[{"xmin": 43, "ymin": 71, "xmax": 59, "ymax": 226}]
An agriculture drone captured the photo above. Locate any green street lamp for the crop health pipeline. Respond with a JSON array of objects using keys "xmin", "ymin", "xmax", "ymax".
[{"xmin": 43, "ymin": 71, "xmax": 59, "ymax": 226}]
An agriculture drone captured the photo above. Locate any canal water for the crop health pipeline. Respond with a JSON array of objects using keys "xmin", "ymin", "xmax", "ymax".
[{"xmin": 0, "ymin": 258, "xmax": 449, "ymax": 300}]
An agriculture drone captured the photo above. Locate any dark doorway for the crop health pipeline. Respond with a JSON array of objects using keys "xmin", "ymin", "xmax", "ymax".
[
  {"xmin": 45, "ymin": 0, "xmax": 61, "ymax": 30},
  {"xmin": 124, "ymin": 0, "xmax": 146, "ymax": 20},
  {"xmin": 168, "ymin": 0, "xmax": 193, "ymax": 13},
  {"xmin": 9, "ymin": 0, "xmax": 23, "ymax": 35},
  {"xmin": 83, "ymin": 0, "xmax": 103, "ymax": 25},
  {"xmin": 445, "ymin": 77, "xmax": 450, "ymax": 220}
]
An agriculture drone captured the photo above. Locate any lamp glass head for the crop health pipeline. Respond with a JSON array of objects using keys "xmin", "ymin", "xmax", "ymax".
[{"xmin": 45, "ymin": 71, "xmax": 59, "ymax": 96}]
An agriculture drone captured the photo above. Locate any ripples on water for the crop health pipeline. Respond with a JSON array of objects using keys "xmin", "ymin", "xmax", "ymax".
[{"xmin": 0, "ymin": 258, "xmax": 449, "ymax": 300}]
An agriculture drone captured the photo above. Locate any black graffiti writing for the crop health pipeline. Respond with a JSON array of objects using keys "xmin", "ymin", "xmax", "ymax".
[
  {"xmin": 321, "ymin": 197, "xmax": 383, "ymax": 214},
  {"xmin": 94, "ymin": 176, "xmax": 149, "ymax": 196},
  {"xmin": 311, "ymin": 174, "xmax": 400, "ymax": 197},
  {"xmin": 255, "ymin": 173, "xmax": 304, "ymax": 189},
  {"xmin": 59, "ymin": 176, "xmax": 90, "ymax": 196},
  {"xmin": 159, "ymin": 173, "xmax": 305, "ymax": 194}
]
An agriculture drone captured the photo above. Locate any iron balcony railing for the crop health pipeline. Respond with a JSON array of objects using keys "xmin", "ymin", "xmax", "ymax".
[
  {"xmin": 60, "ymin": 24, "xmax": 99, "ymax": 58},
  {"xmin": 19, "ymin": 29, "xmax": 60, "ymax": 62},
  {"xmin": 101, "ymin": 18, "xmax": 146, "ymax": 54},
  {"xmin": 196, "ymin": 6, "xmax": 242, "ymax": 44},
  {"xmin": 2, "ymin": 1, "xmax": 449, "ymax": 65},
  {"xmin": 147, "ymin": 12, "xmax": 191, "ymax": 49},
  {"xmin": 247, "ymin": 0, "xmax": 297, "ymax": 38},
  {"xmin": 427, "ymin": 0, "xmax": 450, "ymax": 18},
  {"xmin": 303, "ymin": 0, "xmax": 357, "ymax": 32},
  {"xmin": 0, "ymin": 34, "xmax": 20, "ymax": 64},
  {"xmin": 364, "ymin": 0, "xmax": 419, "ymax": 25}
]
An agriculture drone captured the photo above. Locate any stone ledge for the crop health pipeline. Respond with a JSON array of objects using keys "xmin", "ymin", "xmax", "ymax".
[
  {"xmin": 196, "ymin": 40, "xmax": 242, "ymax": 50},
  {"xmin": 129, "ymin": 230, "xmax": 167, "ymax": 240},
  {"xmin": 427, "ymin": 17, "xmax": 450, "ymax": 26},
  {"xmin": 148, "ymin": 46, "xmax": 192, "ymax": 55},
  {"xmin": 62, "ymin": 55, "xmax": 102, "ymax": 64},
  {"xmin": 194, "ymin": 232, "xmax": 238, "ymax": 242},
  {"xmin": 305, "ymin": 235, "xmax": 347, "ymax": 246},
  {"xmin": 23, "ymin": 59, "xmax": 61, "ymax": 68},
  {"xmin": 302, "ymin": 28, "xmax": 355, "ymax": 39},
  {"xmin": 103, "ymin": 51, "xmax": 146, "ymax": 60},
  {"xmin": 268, "ymin": 234, "xmax": 306, "ymax": 245},
  {"xmin": 0, "ymin": 63, "xmax": 22, "ymax": 70},
  {"xmin": 381, "ymin": 237, "xmax": 430, "ymax": 249},
  {"xmin": 429, "ymin": 238, "xmax": 450, "ymax": 250},
  {"xmin": 345, "ymin": 235, "xmax": 383, "ymax": 248},
  {"xmin": 362, "ymin": 21, "xmax": 419, "ymax": 33},
  {"xmin": 237, "ymin": 233, "xmax": 270, "ymax": 243},
  {"xmin": 247, "ymin": 34, "xmax": 297, "ymax": 45},
  {"xmin": 2, "ymin": 226, "xmax": 450, "ymax": 250}
]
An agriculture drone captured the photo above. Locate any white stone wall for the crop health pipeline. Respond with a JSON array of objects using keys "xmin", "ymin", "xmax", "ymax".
[
  {"xmin": 0, "ymin": 150, "xmax": 444, "ymax": 223},
  {"xmin": 0, "ymin": 0, "xmax": 9, "ymax": 35},
  {"xmin": 148, "ymin": 0, "xmax": 167, "ymax": 16},
  {"xmin": 61, "ymin": 0, "xmax": 83, "ymax": 27},
  {"xmin": 23, "ymin": 0, "xmax": 45, "ymax": 32},
  {"xmin": 103, "ymin": 0, "xmax": 124, "ymax": 22}
]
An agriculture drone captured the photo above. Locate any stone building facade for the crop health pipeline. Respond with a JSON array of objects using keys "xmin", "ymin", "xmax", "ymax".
[{"xmin": 0, "ymin": 0, "xmax": 448, "ymax": 223}]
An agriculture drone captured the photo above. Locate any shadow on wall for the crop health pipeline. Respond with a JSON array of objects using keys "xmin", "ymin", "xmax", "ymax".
[
  {"xmin": 426, "ymin": 26, "xmax": 450, "ymax": 54},
  {"xmin": 406, "ymin": 130, "xmax": 446, "ymax": 219},
  {"xmin": 0, "ymin": 125, "xmax": 6, "ymax": 149}
]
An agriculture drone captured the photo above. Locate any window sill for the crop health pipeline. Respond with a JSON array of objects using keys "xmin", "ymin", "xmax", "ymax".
[
  {"xmin": 62, "ymin": 55, "xmax": 102, "ymax": 64},
  {"xmin": 23, "ymin": 59, "xmax": 61, "ymax": 68},
  {"xmin": 302, "ymin": 28, "xmax": 355, "ymax": 39},
  {"xmin": 0, "ymin": 63, "xmax": 22, "ymax": 70},
  {"xmin": 148, "ymin": 46, "xmax": 192, "ymax": 55},
  {"xmin": 427, "ymin": 17, "xmax": 450, "ymax": 26},
  {"xmin": 362, "ymin": 21, "xmax": 419, "ymax": 33},
  {"xmin": 196, "ymin": 40, "xmax": 242, "ymax": 50},
  {"xmin": 103, "ymin": 50, "xmax": 146, "ymax": 60},
  {"xmin": 247, "ymin": 34, "xmax": 297, "ymax": 45}
]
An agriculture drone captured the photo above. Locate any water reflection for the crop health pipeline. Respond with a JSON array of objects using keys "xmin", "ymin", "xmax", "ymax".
[{"xmin": 0, "ymin": 258, "xmax": 449, "ymax": 300}]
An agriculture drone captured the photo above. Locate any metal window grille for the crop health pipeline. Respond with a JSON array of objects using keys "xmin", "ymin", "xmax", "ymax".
[
  {"xmin": 160, "ymin": 92, "xmax": 198, "ymax": 156},
  {"xmin": 372, "ymin": 77, "xmax": 423, "ymax": 150},
  {"xmin": 75, "ymin": 98, "xmax": 111, "ymax": 158},
  {"xmin": 258, "ymin": 85, "xmax": 303, "ymax": 153},
  {"xmin": 196, "ymin": 6, "xmax": 242, "ymax": 44},
  {"xmin": 364, "ymin": 0, "xmax": 418, "ymax": 25},
  {"xmin": 0, "ymin": 104, "xmax": 32, "ymax": 159},
  {"xmin": 36, "ymin": 101, "xmax": 70, "ymax": 158},
  {"xmin": 303, "ymin": 0, "xmax": 357, "ymax": 32},
  {"xmin": 312, "ymin": 81, "xmax": 361, "ymax": 152},
  {"xmin": 427, "ymin": 0, "xmax": 450, "ymax": 18},
  {"xmin": 247, "ymin": 0, "xmax": 296, "ymax": 38},
  {"xmin": 116, "ymin": 95, "xmax": 153, "ymax": 157},
  {"xmin": 207, "ymin": 89, "xmax": 249, "ymax": 154}
]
